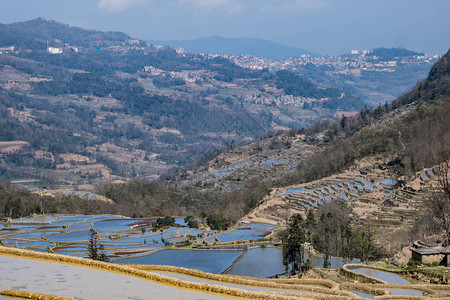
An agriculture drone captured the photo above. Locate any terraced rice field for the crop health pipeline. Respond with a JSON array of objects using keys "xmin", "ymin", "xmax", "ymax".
[
  {"xmin": 348, "ymin": 266, "xmax": 410, "ymax": 285},
  {"xmin": 248, "ymin": 166, "xmax": 440, "ymax": 227},
  {"xmin": 1, "ymin": 214, "xmax": 292, "ymax": 277},
  {"xmin": 152, "ymin": 271, "xmax": 313, "ymax": 294},
  {"xmin": 1, "ymin": 240, "xmax": 449, "ymax": 299},
  {"xmin": 0, "ymin": 214, "xmax": 359, "ymax": 279}
]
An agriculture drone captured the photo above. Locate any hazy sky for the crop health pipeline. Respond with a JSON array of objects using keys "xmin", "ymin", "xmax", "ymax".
[{"xmin": 0, "ymin": 0, "xmax": 448, "ymax": 55}]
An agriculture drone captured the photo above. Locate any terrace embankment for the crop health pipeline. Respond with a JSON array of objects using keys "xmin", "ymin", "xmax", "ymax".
[
  {"xmin": 339, "ymin": 263, "xmax": 450, "ymax": 298},
  {"xmin": 0, "ymin": 289, "xmax": 73, "ymax": 300},
  {"xmin": 124, "ymin": 263, "xmax": 340, "ymax": 292}
]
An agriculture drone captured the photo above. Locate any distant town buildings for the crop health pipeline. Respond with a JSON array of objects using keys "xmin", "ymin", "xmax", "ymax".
[
  {"xmin": 0, "ymin": 46, "xmax": 15, "ymax": 52},
  {"xmin": 215, "ymin": 51, "xmax": 438, "ymax": 76}
]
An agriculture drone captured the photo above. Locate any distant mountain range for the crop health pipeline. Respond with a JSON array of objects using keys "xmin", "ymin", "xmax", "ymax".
[{"xmin": 150, "ymin": 36, "xmax": 318, "ymax": 60}]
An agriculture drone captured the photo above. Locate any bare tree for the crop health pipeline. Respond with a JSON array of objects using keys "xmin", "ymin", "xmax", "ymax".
[{"xmin": 426, "ymin": 160, "xmax": 450, "ymax": 244}]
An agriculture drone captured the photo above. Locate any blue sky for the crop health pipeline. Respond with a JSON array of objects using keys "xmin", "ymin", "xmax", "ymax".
[{"xmin": 0, "ymin": 0, "xmax": 448, "ymax": 55}]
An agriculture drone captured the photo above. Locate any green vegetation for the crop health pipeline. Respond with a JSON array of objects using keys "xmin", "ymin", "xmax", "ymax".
[
  {"xmin": 281, "ymin": 214, "xmax": 309, "ymax": 275},
  {"xmin": 0, "ymin": 183, "xmax": 114, "ymax": 219},
  {"xmin": 206, "ymin": 215, "xmax": 230, "ymax": 231},
  {"xmin": 184, "ymin": 216, "xmax": 199, "ymax": 228},
  {"xmin": 282, "ymin": 201, "xmax": 385, "ymax": 273},
  {"xmin": 276, "ymin": 70, "xmax": 363, "ymax": 110},
  {"xmin": 370, "ymin": 47, "xmax": 424, "ymax": 60},
  {"xmin": 152, "ymin": 75, "xmax": 186, "ymax": 88},
  {"xmin": 87, "ymin": 229, "xmax": 108, "ymax": 262},
  {"xmin": 96, "ymin": 180, "xmax": 221, "ymax": 218},
  {"xmin": 156, "ymin": 216, "xmax": 175, "ymax": 227}
]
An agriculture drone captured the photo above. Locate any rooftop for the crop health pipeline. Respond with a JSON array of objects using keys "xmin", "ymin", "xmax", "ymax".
[{"xmin": 410, "ymin": 246, "xmax": 450, "ymax": 255}]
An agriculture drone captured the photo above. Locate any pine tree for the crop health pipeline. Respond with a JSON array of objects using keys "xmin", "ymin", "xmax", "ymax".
[{"xmin": 87, "ymin": 229, "xmax": 109, "ymax": 262}]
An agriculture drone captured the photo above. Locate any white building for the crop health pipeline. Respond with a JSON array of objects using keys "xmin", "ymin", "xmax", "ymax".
[{"xmin": 47, "ymin": 47, "xmax": 63, "ymax": 54}]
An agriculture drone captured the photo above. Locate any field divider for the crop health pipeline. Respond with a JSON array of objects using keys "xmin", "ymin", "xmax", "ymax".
[
  {"xmin": 125, "ymin": 263, "xmax": 342, "ymax": 293},
  {"xmin": 222, "ymin": 248, "xmax": 246, "ymax": 274},
  {"xmin": 340, "ymin": 264, "xmax": 389, "ymax": 284}
]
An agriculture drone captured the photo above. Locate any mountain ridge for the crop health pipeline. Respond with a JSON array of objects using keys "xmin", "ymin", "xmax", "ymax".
[{"xmin": 150, "ymin": 36, "xmax": 318, "ymax": 60}]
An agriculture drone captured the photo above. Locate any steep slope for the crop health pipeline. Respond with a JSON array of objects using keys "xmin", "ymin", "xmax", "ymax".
[
  {"xmin": 253, "ymin": 49, "xmax": 449, "ymax": 224},
  {"xmin": 177, "ymin": 49, "xmax": 450, "ymax": 226}
]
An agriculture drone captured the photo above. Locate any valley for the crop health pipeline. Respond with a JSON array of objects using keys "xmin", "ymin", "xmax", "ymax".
[
  {"xmin": 0, "ymin": 16, "xmax": 448, "ymax": 300},
  {"xmin": 0, "ymin": 18, "xmax": 438, "ymax": 192}
]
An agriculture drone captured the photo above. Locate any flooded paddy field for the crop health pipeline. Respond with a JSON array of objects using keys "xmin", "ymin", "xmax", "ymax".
[
  {"xmin": 226, "ymin": 247, "xmax": 359, "ymax": 277},
  {"xmin": 347, "ymin": 266, "xmax": 410, "ymax": 285},
  {"xmin": 1, "ymin": 215, "xmax": 291, "ymax": 276},
  {"xmin": 2, "ymin": 215, "xmax": 449, "ymax": 299},
  {"xmin": 0, "ymin": 255, "xmax": 231, "ymax": 300},
  {"xmin": 1, "ymin": 214, "xmax": 367, "ymax": 278},
  {"xmin": 387, "ymin": 288, "xmax": 425, "ymax": 296},
  {"xmin": 117, "ymin": 249, "xmax": 244, "ymax": 274},
  {"xmin": 216, "ymin": 227, "xmax": 269, "ymax": 242}
]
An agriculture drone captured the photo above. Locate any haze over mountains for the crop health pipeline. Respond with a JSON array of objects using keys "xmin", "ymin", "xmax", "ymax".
[
  {"xmin": 0, "ymin": 18, "xmax": 362, "ymax": 188},
  {"xmin": 151, "ymin": 37, "xmax": 318, "ymax": 60},
  {"xmin": 0, "ymin": 18, "xmax": 442, "ymax": 194}
]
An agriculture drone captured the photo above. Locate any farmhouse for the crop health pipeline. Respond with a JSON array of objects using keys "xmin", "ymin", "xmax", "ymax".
[{"xmin": 410, "ymin": 246, "xmax": 450, "ymax": 267}]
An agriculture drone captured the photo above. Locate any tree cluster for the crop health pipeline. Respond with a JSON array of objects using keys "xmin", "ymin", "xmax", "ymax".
[{"xmin": 281, "ymin": 200, "xmax": 385, "ymax": 275}]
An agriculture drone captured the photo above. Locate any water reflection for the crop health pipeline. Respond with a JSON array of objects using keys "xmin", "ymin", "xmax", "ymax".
[
  {"xmin": 348, "ymin": 267, "xmax": 409, "ymax": 284},
  {"xmin": 226, "ymin": 247, "xmax": 359, "ymax": 278},
  {"xmin": 117, "ymin": 249, "xmax": 243, "ymax": 274}
]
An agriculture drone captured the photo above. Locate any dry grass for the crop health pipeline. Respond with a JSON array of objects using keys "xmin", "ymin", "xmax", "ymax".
[{"xmin": 0, "ymin": 289, "xmax": 73, "ymax": 300}]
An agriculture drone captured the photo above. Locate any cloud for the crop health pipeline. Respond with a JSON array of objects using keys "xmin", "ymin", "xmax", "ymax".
[
  {"xmin": 178, "ymin": 0, "xmax": 328, "ymax": 15},
  {"xmin": 179, "ymin": 0, "xmax": 231, "ymax": 11},
  {"xmin": 97, "ymin": 0, "xmax": 328, "ymax": 15},
  {"xmin": 97, "ymin": 0, "xmax": 145, "ymax": 13},
  {"xmin": 259, "ymin": 0, "xmax": 330, "ymax": 14}
]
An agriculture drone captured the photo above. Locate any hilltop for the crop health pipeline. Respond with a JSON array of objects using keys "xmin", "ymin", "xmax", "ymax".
[{"xmin": 151, "ymin": 36, "xmax": 318, "ymax": 60}]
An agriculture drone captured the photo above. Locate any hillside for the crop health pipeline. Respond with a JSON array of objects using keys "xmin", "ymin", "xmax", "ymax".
[
  {"xmin": 0, "ymin": 18, "xmax": 363, "ymax": 189},
  {"xmin": 0, "ymin": 44, "xmax": 448, "ymax": 249},
  {"xmin": 151, "ymin": 36, "xmax": 318, "ymax": 60},
  {"xmin": 222, "ymin": 47, "xmax": 437, "ymax": 106},
  {"xmin": 173, "ymin": 49, "xmax": 449, "ymax": 245},
  {"xmin": 370, "ymin": 47, "xmax": 424, "ymax": 59}
]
